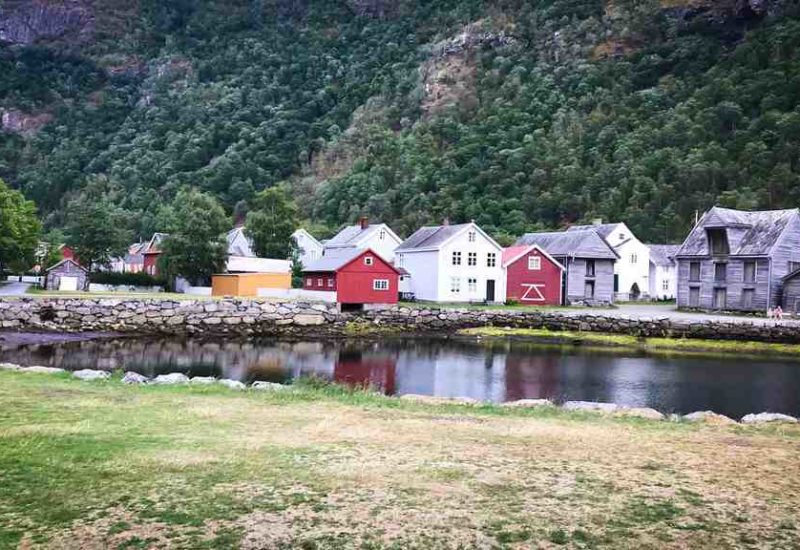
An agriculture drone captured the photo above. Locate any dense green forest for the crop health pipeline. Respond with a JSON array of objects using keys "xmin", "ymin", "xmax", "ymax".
[{"xmin": 1, "ymin": 0, "xmax": 799, "ymax": 243}]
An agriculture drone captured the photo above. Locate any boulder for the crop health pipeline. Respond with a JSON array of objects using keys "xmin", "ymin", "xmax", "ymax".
[
  {"xmin": 683, "ymin": 411, "xmax": 737, "ymax": 425},
  {"xmin": 501, "ymin": 399, "xmax": 554, "ymax": 408},
  {"xmin": 251, "ymin": 381, "xmax": 288, "ymax": 391},
  {"xmin": 562, "ymin": 401, "xmax": 619, "ymax": 413},
  {"xmin": 190, "ymin": 376, "xmax": 216, "ymax": 385},
  {"xmin": 151, "ymin": 373, "xmax": 190, "ymax": 385},
  {"xmin": 740, "ymin": 412, "xmax": 798, "ymax": 425},
  {"xmin": 20, "ymin": 366, "xmax": 65, "ymax": 374},
  {"xmin": 0, "ymin": 362, "xmax": 21, "ymax": 371},
  {"xmin": 122, "ymin": 371, "xmax": 149, "ymax": 384},
  {"xmin": 72, "ymin": 369, "xmax": 111, "ymax": 381},
  {"xmin": 400, "ymin": 394, "xmax": 478, "ymax": 405},
  {"xmin": 615, "ymin": 407, "xmax": 665, "ymax": 421},
  {"xmin": 218, "ymin": 379, "xmax": 246, "ymax": 390},
  {"xmin": 293, "ymin": 314, "xmax": 325, "ymax": 326}
]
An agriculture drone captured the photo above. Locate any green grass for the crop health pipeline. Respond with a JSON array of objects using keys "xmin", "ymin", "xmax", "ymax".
[
  {"xmin": 0, "ymin": 371, "xmax": 798, "ymax": 548},
  {"xmin": 459, "ymin": 327, "xmax": 800, "ymax": 359}
]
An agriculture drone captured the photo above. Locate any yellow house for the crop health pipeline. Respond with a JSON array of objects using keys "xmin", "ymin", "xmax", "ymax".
[{"xmin": 211, "ymin": 256, "xmax": 291, "ymax": 297}]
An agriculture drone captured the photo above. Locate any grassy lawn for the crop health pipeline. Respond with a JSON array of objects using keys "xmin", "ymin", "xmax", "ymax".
[
  {"xmin": 1, "ymin": 373, "xmax": 799, "ymax": 548},
  {"xmin": 459, "ymin": 327, "xmax": 800, "ymax": 360}
]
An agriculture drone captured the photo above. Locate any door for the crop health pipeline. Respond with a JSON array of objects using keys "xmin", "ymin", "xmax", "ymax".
[
  {"xmin": 485, "ymin": 280, "xmax": 495, "ymax": 302},
  {"xmin": 713, "ymin": 287, "xmax": 727, "ymax": 310},
  {"xmin": 59, "ymin": 276, "xmax": 79, "ymax": 291},
  {"xmin": 689, "ymin": 287, "xmax": 700, "ymax": 307}
]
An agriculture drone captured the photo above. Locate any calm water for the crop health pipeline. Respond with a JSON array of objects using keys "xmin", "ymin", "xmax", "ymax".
[{"xmin": 2, "ymin": 334, "xmax": 799, "ymax": 419}]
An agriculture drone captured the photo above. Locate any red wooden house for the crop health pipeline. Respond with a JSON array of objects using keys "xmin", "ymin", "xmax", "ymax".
[
  {"xmin": 303, "ymin": 248, "xmax": 399, "ymax": 309},
  {"xmin": 142, "ymin": 233, "xmax": 168, "ymax": 276},
  {"xmin": 502, "ymin": 245, "xmax": 565, "ymax": 306}
]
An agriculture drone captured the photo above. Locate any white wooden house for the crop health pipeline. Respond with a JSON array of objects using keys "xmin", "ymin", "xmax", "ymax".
[
  {"xmin": 647, "ymin": 244, "xmax": 680, "ymax": 300},
  {"xmin": 395, "ymin": 222, "xmax": 506, "ymax": 303},
  {"xmin": 291, "ymin": 228, "xmax": 324, "ymax": 267},
  {"xmin": 323, "ymin": 217, "xmax": 402, "ymax": 262},
  {"xmin": 568, "ymin": 221, "xmax": 650, "ymax": 300}
]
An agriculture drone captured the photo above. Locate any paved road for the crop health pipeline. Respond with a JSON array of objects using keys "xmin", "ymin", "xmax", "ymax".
[
  {"xmin": 0, "ymin": 282, "xmax": 31, "ymax": 296},
  {"xmin": 562, "ymin": 303, "xmax": 800, "ymax": 327}
]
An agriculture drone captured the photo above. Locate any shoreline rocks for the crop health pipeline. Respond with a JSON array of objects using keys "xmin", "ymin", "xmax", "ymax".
[
  {"xmin": 152, "ymin": 373, "xmax": 189, "ymax": 385},
  {"xmin": 72, "ymin": 369, "xmax": 111, "ymax": 381},
  {"xmin": 741, "ymin": 412, "xmax": 798, "ymax": 424},
  {"xmin": 683, "ymin": 411, "xmax": 737, "ymax": 425},
  {"xmin": 122, "ymin": 371, "xmax": 148, "ymax": 384}
]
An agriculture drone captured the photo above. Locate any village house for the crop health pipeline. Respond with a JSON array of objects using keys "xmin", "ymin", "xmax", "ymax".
[
  {"xmin": 302, "ymin": 248, "xmax": 399, "ymax": 310},
  {"xmin": 647, "ymin": 244, "xmax": 680, "ymax": 300},
  {"xmin": 515, "ymin": 229, "xmax": 618, "ymax": 305},
  {"xmin": 44, "ymin": 258, "xmax": 88, "ymax": 291},
  {"xmin": 502, "ymin": 245, "xmax": 564, "ymax": 306},
  {"xmin": 323, "ymin": 217, "xmax": 402, "ymax": 262},
  {"xmin": 394, "ymin": 222, "xmax": 506, "ymax": 304},
  {"xmin": 675, "ymin": 207, "xmax": 800, "ymax": 312},
  {"xmin": 782, "ymin": 269, "xmax": 800, "ymax": 314},
  {"xmin": 568, "ymin": 221, "xmax": 650, "ymax": 300},
  {"xmin": 291, "ymin": 228, "xmax": 324, "ymax": 267},
  {"xmin": 142, "ymin": 232, "xmax": 168, "ymax": 276}
]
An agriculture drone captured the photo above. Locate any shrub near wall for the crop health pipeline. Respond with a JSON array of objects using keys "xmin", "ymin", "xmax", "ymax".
[{"xmin": 89, "ymin": 272, "xmax": 166, "ymax": 287}]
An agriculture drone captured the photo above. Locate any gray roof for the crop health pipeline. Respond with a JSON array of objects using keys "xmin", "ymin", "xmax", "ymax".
[
  {"xmin": 515, "ymin": 229, "xmax": 619, "ymax": 260},
  {"xmin": 647, "ymin": 244, "xmax": 680, "ymax": 266},
  {"xmin": 676, "ymin": 207, "xmax": 800, "ymax": 257},
  {"xmin": 396, "ymin": 224, "xmax": 471, "ymax": 251},
  {"xmin": 302, "ymin": 248, "xmax": 366, "ymax": 272},
  {"xmin": 567, "ymin": 223, "xmax": 618, "ymax": 240},
  {"xmin": 324, "ymin": 223, "xmax": 396, "ymax": 249}
]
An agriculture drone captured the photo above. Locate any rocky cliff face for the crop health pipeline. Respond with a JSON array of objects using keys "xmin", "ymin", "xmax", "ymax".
[{"xmin": 0, "ymin": 0, "xmax": 94, "ymax": 46}]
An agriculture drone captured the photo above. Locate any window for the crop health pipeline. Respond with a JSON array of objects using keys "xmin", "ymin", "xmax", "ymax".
[
  {"xmin": 364, "ymin": 256, "xmax": 374, "ymax": 266},
  {"xmin": 707, "ymin": 228, "xmax": 730, "ymax": 255},
  {"xmin": 689, "ymin": 262, "xmax": 701, "ymax": 282},
  {"xmin": 487, "ymin": 253, "xmax": 496, "ymax": 267},
  {"xmin": 450, "ymin": 277, "xmax": 461, "ymax": 294},
  {"xmin": 743, "ymin": 261, "xmax": 756, "ymax": 283},
  {"xmin": 742, "ymin": 288, "xmax": 755, "ymax": 309},
  {"xmin": 713, "ymin": 287, "xmax": 727, "ymax": 310},
  {"xmin": 452, "ymin": 251, "xmax": 462, "ymax": 266},
  {"xmin": 468, "ymin": 231, "xmax": 476, "ymax": 242},
  {"xmin": 467, "ymin": 252, "xmax": 477, "ymax": 266},
  {"xmin": 373, "ymin": 279, "xmax": 389, "ymax": 291},
  {"xmin": 396, "ymin": 254, "xmax": 404, "ymax": 267},
  {"xmin": 528, "ymin": 256, "xmax": 541, "ymax": 271},
  {"xmin": 327, "ymin": 278, "xmax": 334, "ymax": 288},
  {"xmin": 379, "ymin": 229, "xmax": 386, "ymax": 240},
  {"xmin": 789, "ymin": 261, "xmax": 800, "ymax": 273},
  {"xmin": 619, "ymin": 233, "xmax": 625, "ymax": 241},
  {"xmin": 631, "ymin": 253, "xmax": 638, "ymax": 264},
  {"xmin": 468, "ymin": 278, "xmax": 477, "ymax": 293},
  {"xmin": 306, "ymin": 278, "xmax": 312, "ymax": 287},
  {"xmin": 689, "ymin": 287, "xmax": 700, "ymax": 307},
  {"xmin": 585, "ymin": 260, "xmax": 596, "ymax": 277},
  {"xmin": 662, "ymin": 280, "xmax": 669, "ymax": 291},
  {"xmin": 584, "ymin": 280, "xmax": 595, "ymax": 299},
  {"xmin": 714, "ymin": 263, "xmax": 727, "ymax": 282}
]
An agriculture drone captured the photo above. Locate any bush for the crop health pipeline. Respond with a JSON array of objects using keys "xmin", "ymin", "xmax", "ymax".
[{"xmin": 89, "ymin": 271, "xmax": 166, "ymax": 287}]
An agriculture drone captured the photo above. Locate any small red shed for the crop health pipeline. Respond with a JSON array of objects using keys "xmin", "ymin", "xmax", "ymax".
[
  {"xmin": 503, "ymin": 245, "xmax": 565, "ymax": 306},
  {"xmin": 303, "ymin": 248, "xmax": 399, "ymax": 308}
]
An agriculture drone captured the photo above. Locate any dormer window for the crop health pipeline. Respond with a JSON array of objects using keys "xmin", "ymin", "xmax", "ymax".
[{"xmin": 707, "ymin": 228, "xmax": 730, "ymax": 256}]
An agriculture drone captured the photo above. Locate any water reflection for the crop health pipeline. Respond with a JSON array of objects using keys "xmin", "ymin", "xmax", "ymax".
[{"xmin": 2, "ymin": 335, "xmax": 799, "ymax": 418}]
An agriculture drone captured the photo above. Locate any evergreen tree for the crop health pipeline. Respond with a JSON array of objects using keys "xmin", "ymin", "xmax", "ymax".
[
  {"xmin": 63, "ymin": 184, "xmax": 131, "ymax": 270},
  {"xmin": 245, "ymin": 187, "xmax": 299, "ymax": 259}
]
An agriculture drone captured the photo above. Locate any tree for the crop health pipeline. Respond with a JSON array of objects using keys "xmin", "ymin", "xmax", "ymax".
[
  {"xmin": 158, "ymin": 188, "xmax": 228, "ymax": 286},
  {"xmin": 0, "ymin": 178, "xmax": 41, "ymax": 273},
  {"xmin": 245, "ymin": 187, "xmax": 299, "ymax": 259},
  {"xmin": 64, "ymin": 187, "xmax": 132, "ymax": 270}
]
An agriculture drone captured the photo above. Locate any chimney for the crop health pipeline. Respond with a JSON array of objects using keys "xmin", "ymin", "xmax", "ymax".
[
  {"xmin": 592, "ymin": 218, "xmax": 603, "ymax": 226},
  {"xmin": 359, "ymin": 216, "xmax": 369, "ymax": 230},
  {"xmin": 443, "ymin": 217, "xmax": 450, "ymax": 227}
]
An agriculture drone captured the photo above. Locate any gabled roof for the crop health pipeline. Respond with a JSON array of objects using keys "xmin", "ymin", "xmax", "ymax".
[
  {"xmin": 45, "ymin": 258, "xmax": 87, "ymax": 273},
  {"xmin": 227, "ymin": 226, "xmax": 255, "ymax": 257},
  {"xmin": 647, "ymin": 244, "xmax": 680, "ymax": 266},
  {"xmin": 303, "ymin": 248, "xmax": 398, "ymax": 273},
  {"xmin": 502, "ymin": 245, "xmax": 565, "ymax": 271},
  {"xmin": 292, "ymin": 228, "xmax": 323, "ymax": 249},
  {"xmin": 566, "ymin": 223, "xmax": 620, "ymax": 240},
  {"xmin": 515, "ymin": 229, "xmax": 619, "ymax": 260},
  {"xmin": 676, "ymin": 207, "xmax": 800, "ymax": 257},
  {"xmin": 396, "ymin": 222, "xmax": 501, "ymax": 252},
  {"xmin": 143, "ymin": 232, "xmax": 168, "ymax": 254},
  {"xmin": 324, "ymin": 223, "xmax": 401, "ymax": 250}
]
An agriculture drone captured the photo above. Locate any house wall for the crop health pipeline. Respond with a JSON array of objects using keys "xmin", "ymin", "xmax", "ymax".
[
  {"xmin": 505, "ymin": 248, "xmax": 562, "ymax": 305},
  {"xmin": 337, "ymin": 253, "xmax": 398, "ymax": 304},
  {"xmin": 614, "ymin": 238, "xmax": 650, "ymax": 299},
  {"xmin": 293, "ymin": 231, "xmax": 323, "ymax": 267},
  {"xmin": 771, "ymin": 215, "xmax": 800, "ymax": 308},
  {"xmin": 360, "ymin": 226, "xmax": 402, "ymax": 262},
  {"xmin": 437, "ymin": 230, "xmax": 506, "ymax": 303},
  {"xmin": 45, "ymin": 261, "xmax": 88, "ymax": 291},
  {"xmin": 212, "ymin": 273, "xmax": 291, "ymax": 297},
  {"xmin": 782, "ymin": 277, "xmax": 800, "ymax": 313},
  {"xmin": 562, "ymin": 258, "xmax": 614, "ymax": 304},
  {"xmin": 677, "ymin": 258, "xmax": 772, "ymax": 311},
  {"xmin": 396, "ymin": 250, "xmax": 439, "ymax": 301},
  {"xmin": 649, "ymin": 263, "xmax": 677, "ymax": 300},
  {"xmin": 304, "ymin": 272, "xmax": 337, "ymax": 292},
  {"xmin": 143, "ymin": 253, "xmax": 160, "ymax": 276}
]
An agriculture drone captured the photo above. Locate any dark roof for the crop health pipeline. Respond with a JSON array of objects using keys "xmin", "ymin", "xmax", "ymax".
[
  {"xmin": 396, "ymin": 224, "xmax": 471, "ymax": 251},
  {"xmin": 324, "ymin": 223, "xmax": 398, "ymax": 249},
  {"xmin": 676, "ymin": 207, "xmax": 800, "ymax": 257},
  {"xmin": 783, "ymin": 267, "xmax": 800, "ymax": 282},
  {"xmin": 515, "ymin": 229, "xmax": 619, "ymax": 260},
  {"xmin": 567, "ymin": 223, "xmax": 618, "ymax": 240},
  {"xmin": 647, "ymin": 244, "xmax": 680, "ymax": 266},
  {"xmin": 302, "ymin": 248, "xmax": 373, "ymax": 272}
]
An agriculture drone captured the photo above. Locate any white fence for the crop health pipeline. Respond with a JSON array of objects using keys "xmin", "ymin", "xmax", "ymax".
[
  {"xmin": 257, "ymin": 288, "xmax": 337, "ymax": 303},
  {"xmin": 6, "ymin": 275, "xmax": 43, "ymax": 285},
  {"xmin": 88, "ymin": 284, "xmax": 164, "ymax": 293}
]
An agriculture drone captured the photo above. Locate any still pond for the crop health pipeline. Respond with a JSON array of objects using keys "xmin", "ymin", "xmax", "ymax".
[{"xmin": 1, "ymin": 334, "xmax": 799, "ymax": 419}]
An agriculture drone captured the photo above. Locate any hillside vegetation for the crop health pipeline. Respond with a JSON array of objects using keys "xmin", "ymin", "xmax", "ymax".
[{"xmin": 1, "ymin": 0, "xmax": 799, "ymax": 242}]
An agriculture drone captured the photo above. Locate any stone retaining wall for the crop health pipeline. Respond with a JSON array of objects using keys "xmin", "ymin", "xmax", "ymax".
[{"xmin": 2, "ymin": 298, "xmax": 800, "ymax": 342}]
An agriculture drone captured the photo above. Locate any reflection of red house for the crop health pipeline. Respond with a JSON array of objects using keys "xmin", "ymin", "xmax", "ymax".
[
  {"xmin": 142, "ymin": 233, "xmax": 168, "ymax": 276},
  {"xmin": 502, "ymin": 245, "xmax": 564, "ymax": 306},
  {"xmin": 334, "ymin": 351, "xmax": 397, "ymax": 395},
  {"xmin": 504, "ymin": 354, "xmax": 561, "ymax": 402},
  {"xmin": 303, "ymin": 248, "xmax": 399, "ymax": 308}
]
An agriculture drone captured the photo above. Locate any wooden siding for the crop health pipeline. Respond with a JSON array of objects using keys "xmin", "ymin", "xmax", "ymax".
[
  {"xmin": 505, "ymin": 248, "xmax": 562, "ymax": 305},
  {"xmin": 783, "ymin": 277, "xmax": 800, "ymax": 313},
  {"xmin": 772, "ymin": 215, "xmax": 800, "ymax": 308},
  {"xmin": 677, "ymin": 258, "xmax": 771, "ymax": 311},
  {"xmin": 560, "ymin": 257, "xmax": 614, "ymax": 304}
]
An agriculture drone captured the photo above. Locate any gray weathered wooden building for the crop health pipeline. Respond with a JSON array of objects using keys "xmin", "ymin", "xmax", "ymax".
[
  {"xmin": 515, "ymin": 229, "xmax": 618, "ymax": 305},
  {"xmin": 675, "ymin": 207, "xmax": 800, "ymax": 312},
  {"xmin": 44, "ymin": 259, "xmax": 89, "ymax": 292},
  {"xmin": 783, "ymin": 269, "xmax": 800, "ymax": 314}
]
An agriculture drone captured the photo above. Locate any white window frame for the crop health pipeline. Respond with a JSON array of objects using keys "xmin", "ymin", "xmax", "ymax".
[
  {"xmin": 468, "ymin": 231, "xmax": 476, "ymax": 243},
  {"xmin": 373, "ymin": 279, "xmax": 389, "ymax": 291},
  {"xmin": 328, "ymin": 278, "xmax": 334, "ymax": 288},
  {"xmin": 487, "ymin": 253, "xmax": 496, "ymax": 267},
  {"xmin": 317, "ymin": 278, "xmax": 324, "ymax": 287},
  {"xmin": 467, "ymin": 252, "xmax": 477, "ymax": 267},
  {"xmin": 528, "ymin": 256, "xmax": 541, "ymax": 271},
  {"xmin": 662, "ymin": 279, "xmax": 669, "ymax": 291},
  {"xmin": 364, "ymin": 256, "xmax": 374, "ymax": 266},
  {"xmin": 306, "ymin": 278, "xmax": 312, "ymax": 287},
  {"xmin": 467, "ymin": 277, "xmax": 477, "ymax": 293},
  {"xmin": 452, "ymin": 251, "xmax": 462, "ymax": 266},
  {"xmin": 450, "ymin": 276, "xmax": 461, "ymax": 294}
]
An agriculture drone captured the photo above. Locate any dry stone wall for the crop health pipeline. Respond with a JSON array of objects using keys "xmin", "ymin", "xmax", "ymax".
[{"xmin": 2, "ymin": 298, "xmax": 800, "ymax": 342}]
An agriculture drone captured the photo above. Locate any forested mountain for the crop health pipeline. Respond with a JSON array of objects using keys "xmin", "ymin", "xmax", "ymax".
[{"xmin": 1, "ymin": 0, "xmax": 799, "ymax": 243}]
